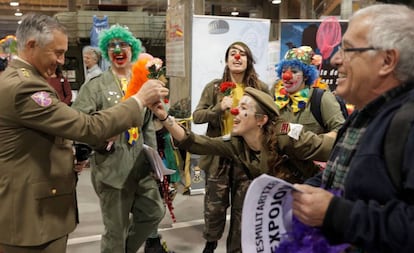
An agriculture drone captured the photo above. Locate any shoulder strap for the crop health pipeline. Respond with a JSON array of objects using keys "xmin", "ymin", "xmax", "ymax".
[
  {"xmin": 385, "ymin": 100, "xmax": 414, "ymax": 190},
  {"xmin": 310, "ymin": 88, "xmax": 325, "ymax": 128}
]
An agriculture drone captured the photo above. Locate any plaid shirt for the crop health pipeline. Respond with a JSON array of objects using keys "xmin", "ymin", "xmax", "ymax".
[{"xmin": 322, "ymin": 84, "xmax": 412, "ymax": 192}]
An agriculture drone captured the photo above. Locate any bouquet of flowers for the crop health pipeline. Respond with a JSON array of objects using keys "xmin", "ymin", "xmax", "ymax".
[
  {"xmin": 124, "ymin": 53, "xmax": 167, "ymax": 101},
  {"xmin": 146, "ymin": 57, "xmax": 166, "ymax": 80},
  {"xmin": 220, "ymin": 81, "xmax": 236, "ymax": 96}
]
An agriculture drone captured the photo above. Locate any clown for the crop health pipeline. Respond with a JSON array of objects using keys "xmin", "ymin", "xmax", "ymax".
[
  {"xmin": 272, "ymin": 46, "xmax": 345, "ymax": 136},
  {"xmin": 275, "ymin": 46, "xmax": 322, "ymax": 112},
  {"xmin": 72, "ymin": 24, "xmax": 172, "ymax": 253}
]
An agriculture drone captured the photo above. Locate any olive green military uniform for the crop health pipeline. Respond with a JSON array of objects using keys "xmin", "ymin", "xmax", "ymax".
[
  {"xmin": 176, "ymin": 120, "xmax": 334, "ymax": 252},
  {"xmin": 72, "ymin": 69, "xmax": 165, "ymax": 253},
  {"xmin": 0, "ymin": 59, "xmax": 144, "ymax": 250},
  {"xmin": 271, "ymin": 86, "xmax": 345, "ymax": 134},
  {"xmin": 193, "ymin": 79, "xmax": 270, "ymax": 243}
]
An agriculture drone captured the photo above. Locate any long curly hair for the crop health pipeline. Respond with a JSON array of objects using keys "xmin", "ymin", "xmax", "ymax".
[
  {"xmin": 98, "ymin": 24, "xmax": 142, "ymax": 62},
  {"xmin": 252, "ymin": 101, "xmax": 283, "ymax": 172},
  {"xmin": 221, "ymin": 41, "xmax": 261, "ymax": 89}
]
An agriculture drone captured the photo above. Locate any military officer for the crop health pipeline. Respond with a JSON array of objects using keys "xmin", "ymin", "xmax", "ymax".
[
  {"xmin": 149, "ymin": 87, "xmax": 335, "ymax": 252},
  {"xmin": 0, "ymin": 13, "xmax": 167, "ymax": 253}
]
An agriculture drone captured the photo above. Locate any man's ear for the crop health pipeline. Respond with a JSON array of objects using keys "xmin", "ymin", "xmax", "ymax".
[
  {"xmin": 27, "ymin": 39, "xmax": 36, "ymax": 49},
  {"xmin": 379, "ymin": 49, "xmax": 398, "ymax": 76}
]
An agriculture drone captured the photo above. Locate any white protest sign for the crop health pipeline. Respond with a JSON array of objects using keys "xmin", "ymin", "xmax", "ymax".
[{"xmin": 242, "ymin": 174, "xmax": 297, "ymax": 253}]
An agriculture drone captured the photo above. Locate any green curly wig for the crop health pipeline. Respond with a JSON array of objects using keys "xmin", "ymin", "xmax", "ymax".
[{"xmin": 98, "ymin": 24, "xmax": 142, "ymax": 62}]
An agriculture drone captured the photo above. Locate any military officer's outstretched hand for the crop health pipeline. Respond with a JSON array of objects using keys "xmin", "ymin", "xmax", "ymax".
[{"xmin": 133, "ymin": 79, "xmax": 169, "ymax": 107}]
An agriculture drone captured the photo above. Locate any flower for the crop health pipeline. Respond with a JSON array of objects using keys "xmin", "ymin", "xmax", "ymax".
[
  {"xmin": 311, "ymin": 54, "xmax": 323, "ymax": 66},
  {"xmin": 220, "ymin": 81, "xmax": 236, "ymax": 96},
  {"xmin": 146, "ymin": 57, "xmax": 166, "ymax": 80}
]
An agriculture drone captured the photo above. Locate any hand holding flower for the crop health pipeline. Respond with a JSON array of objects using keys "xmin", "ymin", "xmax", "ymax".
[
  {"xmin": 220, "ymin": 81, "xmax": 236, "ymax": 96},
  {"xmin": 146, "ymin": 57, "xmax": 166, "ymax": 80},
  {"xmin": 221, "ymin": 96, "xmax": 233, "ymax": 111}
]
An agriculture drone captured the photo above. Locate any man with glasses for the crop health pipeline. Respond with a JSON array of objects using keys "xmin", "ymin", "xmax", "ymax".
[
  {"xmin": 72, "ymin": 25, "xmax": 170, "ymax": 253},
  {"xmin": 291, "ymin": 4, "xmax": 414, "ymax": 253}
]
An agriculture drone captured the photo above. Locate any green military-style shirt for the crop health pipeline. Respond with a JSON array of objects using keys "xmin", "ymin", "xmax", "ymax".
[
  {"xmin": 192, "ymin": 78, "xmax": 270, "ymax": 173},
  {"xmin": 176, "ymin": 122, "xmax": 335, "ymax": 180},
  {"xmin": 271, "ymin": 85, "xmax": 345, "ymax": 134},
  {"xmin": 72, "ymin": 69, "xmax": 156, "ymax": 189}
]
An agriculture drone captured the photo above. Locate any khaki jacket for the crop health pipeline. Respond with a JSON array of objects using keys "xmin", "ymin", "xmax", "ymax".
[
  {"xmin": 177, "ymin": 122, "xmax": 334, "ymax": 182},
  {"xmin": 192, "ymin": 79, "xmax": 270, "ymax": 172},
  {"xmin": 0, "ymin": 59, "xmax": 143, "ymax": 246},
  {"xmin": 72, "ymin": 70, "xmax": 156, "ymax": 189}
]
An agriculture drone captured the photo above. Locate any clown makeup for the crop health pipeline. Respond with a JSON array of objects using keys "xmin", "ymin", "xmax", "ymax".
[
  {"xmin": 108, "ymin": 39, "xmax": 132, "ymax": 69},
  {"xmin": 232, "ymin": 95, "xmax": 260, "ymax": 136},
  {"xmin": 227, "ymin": 45, "xmax": 247, "ymax": 74},
  {"xmin": 281, "ymin": 66, "xmax": 306, "ymax": 93}
]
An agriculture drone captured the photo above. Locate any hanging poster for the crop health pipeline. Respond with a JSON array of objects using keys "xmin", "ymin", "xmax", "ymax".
[{"xmin": 280, "ymin": 18, "xmax": 348, "ymax": 91}]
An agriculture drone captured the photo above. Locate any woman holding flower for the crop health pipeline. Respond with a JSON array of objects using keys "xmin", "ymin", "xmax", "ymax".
[{"xmin": 192, "ymin": 41, "xmax": 270, "ymax": 253}]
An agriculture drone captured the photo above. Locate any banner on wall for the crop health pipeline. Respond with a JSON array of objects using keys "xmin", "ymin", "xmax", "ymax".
[
  {"xmin": 280, "ymin": 18, "xmax": 348, "ymax": 91},
  {"xmin": 166, "ymin": 2, "xmax": 185, "ymax": 77},
  {"xmin": 191, "ymin": 15, "xmax": 270, "ymax": 134}
]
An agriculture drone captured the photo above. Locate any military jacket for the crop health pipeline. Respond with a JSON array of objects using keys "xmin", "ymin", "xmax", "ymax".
[
  {"xmin": 192, "ymin": 78, "xmax": 270, "ymax": 171},
  {"xmin": 271, "ymin": 85, "xmax": 345, "ymax": 134},
  {"xmin": 177, "ymin": 123, "xmax": 334, "ymax": 181},
  {"xmin": 0, "ymin": 59, "xmax": 144, "ymax": 246},
  {"xmin": 72, "ymin": 69, "xmax": 156, "ymax": 189}
]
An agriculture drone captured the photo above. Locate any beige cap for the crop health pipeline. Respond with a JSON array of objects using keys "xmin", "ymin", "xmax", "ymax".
[{"xmin": 244, "ymin": 87, "xmax": 279, "ymax": 117}]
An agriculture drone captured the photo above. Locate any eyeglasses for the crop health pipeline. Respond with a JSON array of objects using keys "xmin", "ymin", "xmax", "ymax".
[
  {"xmin": 337, "ymin": 46, "xmax": 379, "ymax": 59},
  {"xmin": 108, "ymin": 41, "xmax": 130, "ymax": 51}
]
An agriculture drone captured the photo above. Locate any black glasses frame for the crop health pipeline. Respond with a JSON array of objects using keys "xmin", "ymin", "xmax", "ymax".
[{"xmin": 341, "ymin": 46, "xmax": 377, "ymax": 52}]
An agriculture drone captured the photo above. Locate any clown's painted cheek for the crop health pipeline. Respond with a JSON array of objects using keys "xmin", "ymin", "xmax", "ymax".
[
  {"xmin": 244, "ymin": 113, "xmax": 248, "ymax": 117},
  {"xmin": 283, "ymin": 70, "xmax": 305, "ymax": 93}
]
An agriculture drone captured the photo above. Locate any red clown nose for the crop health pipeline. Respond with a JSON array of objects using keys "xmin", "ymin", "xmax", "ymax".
[
  {"xmin": 234, "ymin": 54, "xmax": 241, "ymax": 60},
  {"xmin": 282, "ymin": 70, "xmax": 293, "ymax": 81},
  {"xmin": 230, "ymin": 108, "xmax": 239, "ymax": 116}
]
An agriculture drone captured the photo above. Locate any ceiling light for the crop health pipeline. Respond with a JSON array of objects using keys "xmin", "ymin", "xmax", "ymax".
[
  {"xmin": 14, "ymin": 9, "xmax": 23, "ymax": 17},
  {"xmin": 10, "ymin": 1, "xmax": 19, "ymax": 7},
  {"xmin": 272, "ymin": 0, "xmax": 282, "ymax": 4},
  {"xmin": 231, "ymin": 8, "xmax": 239, "ymax": 16}
]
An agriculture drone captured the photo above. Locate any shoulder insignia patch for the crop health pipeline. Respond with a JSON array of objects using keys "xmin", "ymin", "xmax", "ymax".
[
  {"xmin": 31, "ymin": 91, "xmax": 52, "ymax": 107},
  {"xmin": 20, "ymin": 68, "xmax": 30, "ymax": 78},
  {"xmin": 280, "ymin": 122, "xmax": 290, "ymax": 134}
]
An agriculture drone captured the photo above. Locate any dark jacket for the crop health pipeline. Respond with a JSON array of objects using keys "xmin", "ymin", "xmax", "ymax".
[{"xmin": 315, "ymin": 84, "xmax": 414, "ymax": 253}]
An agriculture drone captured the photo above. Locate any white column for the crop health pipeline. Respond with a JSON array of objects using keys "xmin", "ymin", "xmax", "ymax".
[{"xmin": 341, "ymin": 0, "xmax": 353, "ymax": 19}]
